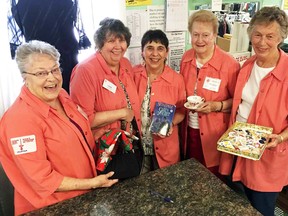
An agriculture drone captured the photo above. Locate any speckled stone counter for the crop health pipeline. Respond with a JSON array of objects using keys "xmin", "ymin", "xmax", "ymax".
[{"xmin": 26, "ymin": 159, "xmax": 261, "ymax": 216}]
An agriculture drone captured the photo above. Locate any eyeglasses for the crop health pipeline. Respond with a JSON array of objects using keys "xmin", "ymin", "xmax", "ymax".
[
  {"xmin": 192, "ymin": 33, "xmax": 214, "ymax": 41},
  {"xmin": 22, "ymin": 67, "xmax": 62, "ymax": 78}
]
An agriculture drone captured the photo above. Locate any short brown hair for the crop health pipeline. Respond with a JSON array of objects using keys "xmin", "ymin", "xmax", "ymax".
[{"xmin": 94, "ymin": 18, "xmax": 131, "ymax": 49}]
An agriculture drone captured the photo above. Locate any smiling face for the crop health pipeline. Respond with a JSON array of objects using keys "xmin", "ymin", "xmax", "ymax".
[
  {"xmin": 100, "ymin": 34, "xmax": 128, "ymax": 69},
  {"xmin": 191, "ymin": 21, "xmax": 216, "ymax": 57},
  {"xmin": 23, "ymin": 53, "xmax": 62, "ymax": 105},
  {"xmin": 251, "ymin": 21, "xmax": 282, "ymax": 62},
  {"xmin": 142, "ymin": 41, "xmax": 168, "ymax": 71}
]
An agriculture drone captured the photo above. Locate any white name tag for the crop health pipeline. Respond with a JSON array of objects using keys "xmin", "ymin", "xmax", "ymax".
[
  {"xmin": 102, "ymin": 79, "xmax": 117, "ymax": 94},
  {"xmin": 11, "ymin": 135, "xmax": 37, "ymax": 155},
  {"xmin": 203, "ymin": 77, "xmax": 221, "ymax": 92}
]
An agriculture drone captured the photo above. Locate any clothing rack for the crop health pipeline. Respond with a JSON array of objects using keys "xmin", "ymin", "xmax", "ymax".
[{"xmin": 213, "ymin": 11, "xmax": 251, "ymax": 37}]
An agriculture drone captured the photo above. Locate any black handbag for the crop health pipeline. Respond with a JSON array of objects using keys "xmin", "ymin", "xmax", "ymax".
[
  {"xmin": 100, "ymin": 148, "xmax": 141, "ymax": 180},
  {"xmin": 97, "ymin": 119, "xmax": 143, "ymax": 180}
]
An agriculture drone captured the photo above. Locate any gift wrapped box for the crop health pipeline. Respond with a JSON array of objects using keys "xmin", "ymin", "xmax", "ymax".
[{"xmin": 217, "ymin": 121, "xmax": 273, "ymax": 160}]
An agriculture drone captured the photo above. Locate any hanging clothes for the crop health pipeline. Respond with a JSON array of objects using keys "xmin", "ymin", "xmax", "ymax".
[{"xmin": 8, "ymin": 0, "xmax": 91, "ymax": 93}]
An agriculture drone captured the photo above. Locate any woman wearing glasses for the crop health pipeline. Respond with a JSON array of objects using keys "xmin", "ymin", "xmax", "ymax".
[
  {"xmin": 180, "ymin": 10, "xmax": 240, "ymax": 178},
  {"xmin": 0, "ymin": 40, "xmax": 117, "ymax": 215}
]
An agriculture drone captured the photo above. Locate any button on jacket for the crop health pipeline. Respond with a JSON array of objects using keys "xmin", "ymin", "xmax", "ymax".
[
  {"xmin": 0, "ymin": 86, "xmax": 96, "ymax": 215},
  {"xmin": 220, "ymin": 50, "xmax": 288, "ymax": 192},
  {"xmin": 133, "ymin": 65, "xmax": 186, "ymax": 168},
  {"xmin": 180, "ymin": 45, "xmax": 240, "ymax": 167}
]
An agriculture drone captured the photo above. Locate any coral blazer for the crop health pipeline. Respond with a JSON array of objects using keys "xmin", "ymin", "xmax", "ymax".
[
  {"xmin": 133, "ymin": 65, "xmax": 186, "ymax": 168},
  {"xmin": 180, "ymin": 45, "xmax": 239, "ymax": 167},
  {"xmin": 219, "ymin": 50, "xmax": 288, "ymax": 192}
]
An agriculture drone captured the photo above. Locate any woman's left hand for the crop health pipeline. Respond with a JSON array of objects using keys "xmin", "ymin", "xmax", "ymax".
[
  {"xmin": 196, "ymin": 101, "xmax": 219, "ymax": 114},
  {"xmin": 266, "ymin": 134, "xmax": 283, "ymax": 148},
  {"xmin": 166, "ymin": 124, "xmax": 174, "ymax": 137},
  {"xmin": 157, "ymin": 123, "xmax": 174, "ymax": 138}
]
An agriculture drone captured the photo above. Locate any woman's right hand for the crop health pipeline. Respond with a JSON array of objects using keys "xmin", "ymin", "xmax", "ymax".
[
  {"xmin": 120, "ymin": 108, "xmax": 134, "ymax": 122},
  {"xmin": 57, "ymin": 172, "xmax": 118, "ymax": 191},
  {"xmin": 196, "ymin": 101, "xmax": 220, "ymax": 113},
  {"xmin": 92, "ymin": 172, "xmax": 118, "ymax": 188}
]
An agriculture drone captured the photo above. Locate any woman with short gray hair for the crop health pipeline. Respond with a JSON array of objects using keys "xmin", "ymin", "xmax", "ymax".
[
  {"xmin": 220, "ymin": 7, "xmax": 288, "ymax": 215},
  {"xmin": 0, "ymin": 40, "xmax": 118, "ymax": 215},
  {"xmin": 15, "ymin": 40, "xmax": 60, "ymax": 74}
]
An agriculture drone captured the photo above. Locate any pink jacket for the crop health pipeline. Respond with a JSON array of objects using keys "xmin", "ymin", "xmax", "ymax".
[
  {"xmin": 180, "ymin": 45, "xmax": 240, "ymax": 167},
  {"xmin": 219, "ymin": 50, "xmax": 288, "ymax": 192},
  {"xmin": 0, "ymin": 87, "xmax": 96, "ymax": 215},
  {"xmin": 133, "ymin": 65, "xmax": 186, "ymax": 168},
  {"xmin": 70, "ymin": 52, "xmax": 141, "ymax": 139}
]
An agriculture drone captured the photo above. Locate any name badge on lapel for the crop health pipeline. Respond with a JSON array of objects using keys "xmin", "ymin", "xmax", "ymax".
[
  {"xmin": 203, "ymin": 77, "xmax": 221, "ymax": 92},
  {"xmin": 103, "ymin": 79, "xmax": 117, "ymax": 93}
]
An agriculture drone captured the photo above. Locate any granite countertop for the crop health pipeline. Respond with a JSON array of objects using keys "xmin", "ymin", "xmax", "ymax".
[{"xmin": 26, "ymin": 159, "xmax": 261, "ymax": 216}]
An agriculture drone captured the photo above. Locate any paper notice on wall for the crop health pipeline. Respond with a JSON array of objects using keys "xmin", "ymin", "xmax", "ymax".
[
  {"xmin": 285, "ymin": 0, "xmax": 288, "ymax": 10},
  {"xmin": 211, "ymin": 0, "xmax": 222, "ymax": 11},
  {"xmin": 147, "ymin": 5, "xmax": 165, "ymax": 31},
  {"xmin": 126, "ymin": 9, "xmax": 148, "ymax": 47},
  {"xmin": 126, "ymin": 0, "xmax": 152, "ymax": 7},
  {"xmin": 127, "ymin": 47, "xmax": 142, "ymax": 66},
  {"xmin": 168, "ymin": 47, "xmax": 185, "ymax": 73},
  {"xmin": 165, "ymin": 0, "xmax": 188, "ymax": 32},
  {"xmin": 166, "ymin": 32, "xmax": 186, "ymax": 72}
]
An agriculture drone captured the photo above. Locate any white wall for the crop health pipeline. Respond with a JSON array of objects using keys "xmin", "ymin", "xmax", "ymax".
[
  {"xmin": 78, "ymin": 0, "xmax": 126, "ymax": 62},
  {"xmin": 0, "ymin": 0, "xmax": 22, "ymax": 118}
]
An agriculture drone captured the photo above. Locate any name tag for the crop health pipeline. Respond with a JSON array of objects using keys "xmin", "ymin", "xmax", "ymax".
[
  {"xmin": 11, "ymin": 135, "xmax": 37, "ymax": 155},
  {"xmin": 102, "ymin": 79, "xmax": 117, "ymax": 94},
  {"xmin": 203, "ymin": 77, "xmax": 221, "ymax": 92}
]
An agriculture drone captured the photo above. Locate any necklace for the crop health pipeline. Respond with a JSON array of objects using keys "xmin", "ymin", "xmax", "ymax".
[{"xmin": 147, "ymin": 67, "xmax": 163, "ymax": 82}]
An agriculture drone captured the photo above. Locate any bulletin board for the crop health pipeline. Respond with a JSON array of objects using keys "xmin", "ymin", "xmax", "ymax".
[{"xmin": 126, "ymin": 0, "xmax": 188, "ymax": 71}]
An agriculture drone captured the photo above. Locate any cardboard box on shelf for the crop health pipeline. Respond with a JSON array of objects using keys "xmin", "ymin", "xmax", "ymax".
[
  {"xmin": 216, "ymin": 36, "xmax": 230, "ymax": 52},
  {"xmin": 216, "ymin": 36, "xmax": 251, "ymax": 65}
]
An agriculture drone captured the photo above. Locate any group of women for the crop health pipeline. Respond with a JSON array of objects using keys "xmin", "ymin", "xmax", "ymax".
[{"xmin": 0, "ymin": 6, "xmax": 287, "ymax": 216}]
